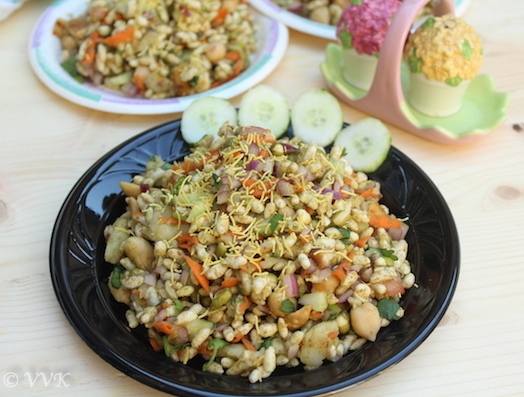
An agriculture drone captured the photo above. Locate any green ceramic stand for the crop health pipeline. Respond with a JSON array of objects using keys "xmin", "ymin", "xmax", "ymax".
[{"xmin": 321, "ymin": 0, "xmax": 508, "ymax": 144}]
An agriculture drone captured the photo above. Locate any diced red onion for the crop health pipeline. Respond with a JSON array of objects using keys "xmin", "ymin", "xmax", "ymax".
[
  {"xmin": 248, "ymin": 143, "xmax": 260, "ymax": 156},
  {"xmin": 246, "ymin": 159, "xmax": 262, "ymax": 171},
  {"xmin": 281, "ymin": 143, "xmax": 299, "ymax": 153},
  {"xmin": 298, "ymin": 166, "xmax": 315, "ymax": 181},
  {"xmin": 276, "ymin": 179, "xmax": 294, "ymax": 196},
  {"xmin": 180, "ymin": 268, "xmax": 190, "ymax": 285},
  {"xmin": 337, "ymin": 289, "xmax": 353, "ymax": 303},
  {"xmin": 154, "ymin": 308, "xmax": 168, "ymax": 323},
  {"xmin": 282, "ymin": 274, "xmax": 299, "ymax": 297},
  {"xmin": 387, "ymin": 223, "xmax": 409, "ymax": 240}
]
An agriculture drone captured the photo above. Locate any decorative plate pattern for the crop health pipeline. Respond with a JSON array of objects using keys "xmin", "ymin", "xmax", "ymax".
[{"xmin": 29, "ymin": 0, "xmax": 288, "ymax": 114}]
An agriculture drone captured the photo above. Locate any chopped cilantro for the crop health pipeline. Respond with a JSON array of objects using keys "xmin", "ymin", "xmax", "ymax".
[
  {"xmin": 377, "ymin": 299, "xmax": 401, "ymax": 320},
  {"xmin": 60, "ymin": 57, "xmax": 84, "ymax": 82},
  {"xmin": 162, "ymin": 336, "xmax": 190, "ymax": 357},
  {"xmin": 171, "ymin": 176, "xmax": 187, "ymax": 193},
  {"xmin": 336, "ymin": 227, "xmax": 352, "ymax": 244},
  {"xmin": 280, "ymin": 299, "xmax": 295, "ymax": 313},
  {"xmin": 203, "ymin": 338, "xmax": 229, "ymax": 371},
  {"xmin": 269, "ymin": 214, "xmax": 284, "ymax": 234},
  {"xmin": 212, "ymin": 173, "xmax": 223, "ymax": 190}
]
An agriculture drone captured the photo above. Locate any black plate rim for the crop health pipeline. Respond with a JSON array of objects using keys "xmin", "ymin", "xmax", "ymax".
[{"xmin": 49, "ymin": 119, "xmax": 460, "ymax": 397}]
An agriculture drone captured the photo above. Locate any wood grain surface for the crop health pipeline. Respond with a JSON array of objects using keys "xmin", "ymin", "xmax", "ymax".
[{"xmin": 1, "ymin": 0, "xmax": 523, "ymax": 396}]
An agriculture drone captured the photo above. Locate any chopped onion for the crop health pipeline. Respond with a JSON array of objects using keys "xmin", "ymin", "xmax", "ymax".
[
  {"xmin": 387, "ymin": 223, "xmax": 409, "ymax": 240},
  {"xmin": 282, "ymin": 274, "xmax": 299, "ymax": 297},
  {"xmin": 246, "ymin": 159, "xmax": 262, "ymax": 171},
  {"xmin": 248, "ymin": 142, "xmax": 260, "ymax": 156},
  {"xmin": 144, "ymin": 273, "xmax": 157, "ymax": 286},
  {"xmin": 276, "ymin": 179, "xmax": 294, "ymax": 196},
  {"xmin": 281, "ymin": 143, "xmax": 299, "ymax": 153}
]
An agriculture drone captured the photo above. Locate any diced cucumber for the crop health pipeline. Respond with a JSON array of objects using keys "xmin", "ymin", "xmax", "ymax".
[
  {"xmin": 181, "ymin": 96, "xmax": 237, "ymax": 143},
  {"xmin": 238, "ymin": 84, "xmax": 290, "ymax": 138},
  {"xmin": 298, "ymin": 291, "xmax": 328, "ymax": 312},
  {"xmin": 334, "ymin": 118, "xmax": 392, "ymax": 173},
  {"xmin": 185, "ymin": 318, "xmax": 215, "ymax": 338},
  {"xmin": 291, "ymin": 88, "xmax": 343, "ymax": 146}
]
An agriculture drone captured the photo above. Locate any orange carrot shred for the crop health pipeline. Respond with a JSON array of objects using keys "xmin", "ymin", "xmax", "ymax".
[
  {"xmin": 152, "ymin": 321, "xmax": 174, "ymax": 335},
  {"xmin": 220, "ymin": 277, "xmax": 240, "ymax": 289},
  {"xmin": 149, "ymin": 337, "xmax": 162, "ymax": 352},
  {"xmin": 241, "ymin": 336, "xmax": 257, "ymax": 351},
  {"xmin": 354, "ymin": 235, "xmax": 371, "ymax": 248},
  {"xmin": 102, "ymin": 26, "xmax": 135, "ymax": 47},
  {"xmin": 184, "ymin": 255, "xmax": 210, "ymax": 293},
  {"xmin": 178, "ymin": 232, "xmax": 199, "ymax": 251}
]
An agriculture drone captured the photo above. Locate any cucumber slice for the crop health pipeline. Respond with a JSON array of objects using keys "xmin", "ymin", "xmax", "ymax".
[
  {"xmin": 238, "ymin": 84, "xmax": 290, "ymax": 138},
  {"xmin": 334, "ymin": 118, "xmax": 392, "ymax": 173},
  {"xmin": 181, "ymin": 96, "xmax": 237, "ymax": 143},
  {"xmin": 291, "ymin": 88, "xmax": 343, "ymax": 146}
]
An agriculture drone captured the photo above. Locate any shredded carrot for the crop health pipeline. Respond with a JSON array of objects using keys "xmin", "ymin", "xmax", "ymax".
[
  {"xmin": 134, "ymin": 74, "xmax": 145, "ymax": 92},
  {"xmin": 178, "ymin": 232, "xmax": 199, "ymax": 251},
  {"xmin": 354, "ymin": 235, "xmax": 371, "ymax": 248},
  {"xmin": 158, "ymin": 216, "xmax": 181, "ymax": 225},
  {"xmin": 244, "ymin": 178, "xmax": 273, "ymax": 199},
  {"xmin": 212, "ymin": 8, "xmax": 228, "ymax": 25},
  {"xmin": 224, "ymin": 50, "xmax": 241, "ymax": 62},
  {"xmin": 220, "ymin": 277, "xmax": 240, "ymax": 289},
  {"xmin": 231, "ymin": 330, "xmax": 244, "ymax": 343},
  {"xmin": 298, "ymin": 233, "xmax": 313, "ymax": 244},
  {"xmin": 359, "ymin": 187, "xmax": 379, "ymax": 198},
  {"xmin": 368, "ymin": 202, "xmax": 402, "ymax": 229},
  {"xmin": 82, "ymin": 31, "xmax": 100, "ymax": 65},
  {"xmin": 176, "ymin": 159, "xmax": 200, "ymax": 174},
  {"xmin": 369, "ymin": 216, "xmax": 402, "ymax": 229},
  {"xmin": 149, "ymin": 337, "xmax": 162, "ymax": 352},
  {"xmin": 102, "ymin": 26, "xmax": 135, "ymax": 47},
  {"xmin": 258, "ymin": 149, "xmax": 269, "ymax": 158},
  {"xmin": 236, "ymin": 296, "xmax": 251, "ymax": 314},
  {"xmin": 184, "ymin": 255, "xmax": 210, "ymax": 293},
  {"xmin": 241, "ymin": 336, "xmax": 257, "ymax": 351},
  {"xmin": 197, "ymin": 337, "xmax": 213, "ymax": 355},
  {"xmin": 328, "ymin": 331, "xmax": 339, "ymax": 340},
  {"xmin": 152, "ymin": 321, "xmax": 174, "ymax": 335},
  {"xmin": 332, "ymin": 265, "xmax": 347, "ymax": 281},
  {"xmin": 309, "ymin": 310, "xmax": 324, "ymax": 321}
]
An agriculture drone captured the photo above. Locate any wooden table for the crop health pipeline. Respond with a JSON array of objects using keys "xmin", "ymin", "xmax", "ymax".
[{"xmin": 1, "ymin": 1, "xmax": 523, "ymax": 396}]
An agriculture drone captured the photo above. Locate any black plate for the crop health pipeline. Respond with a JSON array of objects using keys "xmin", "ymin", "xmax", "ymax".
[{"xmin": 49, "ymin": 119, "xmax": 460, "ymax": 397}]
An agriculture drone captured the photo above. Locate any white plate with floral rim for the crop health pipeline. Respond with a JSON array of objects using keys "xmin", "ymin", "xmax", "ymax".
[
  {"xmin": 248, "ymin": 0, "xmax": 471, "ymax": 40},
  {"xmin": 28, "ymin": 0, "xmax": 289, "ymax": 115}
]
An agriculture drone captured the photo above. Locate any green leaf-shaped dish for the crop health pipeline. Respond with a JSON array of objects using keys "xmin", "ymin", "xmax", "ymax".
[{"xmin": 321, "ymin": 44, "xmax": 508, "ymax": 144}]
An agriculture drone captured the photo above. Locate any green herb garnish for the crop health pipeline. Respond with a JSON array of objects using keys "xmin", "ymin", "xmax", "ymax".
[
  {"xmin": 377, "ymin": 299, "xmax": 401, "ymax": 320},
  {"xmin": 203, "ymin": 338, "xmax": 229, "ymax": 371}
]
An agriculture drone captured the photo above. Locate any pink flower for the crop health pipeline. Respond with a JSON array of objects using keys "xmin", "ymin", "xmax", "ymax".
[{"xmin": 336, "ymin": 0, "xmax": 401, "ymax": 56}]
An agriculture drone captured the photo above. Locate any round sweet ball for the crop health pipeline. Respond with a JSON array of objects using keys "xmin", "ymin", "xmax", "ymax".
[
  {"xmin": 404, "ymin": 14, "xmax": 483, "ymax": 86},
  {"xmin": 336, "ymin": 0, "xmax": 402, "ymax": 56}
]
